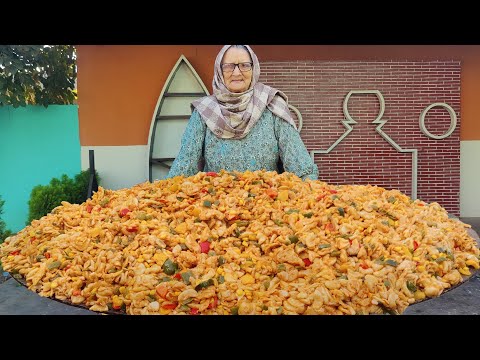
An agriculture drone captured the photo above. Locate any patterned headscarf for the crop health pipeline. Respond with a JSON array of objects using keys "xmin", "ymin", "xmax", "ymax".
[{"xmin": 191, "ymin": 45, "xmax": 297, "ymax": 139}]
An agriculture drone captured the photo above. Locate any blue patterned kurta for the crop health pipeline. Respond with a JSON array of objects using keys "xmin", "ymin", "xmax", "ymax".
[{"xmin": 167, "ymin": 109, "xmax": 318, "ymax": 180}]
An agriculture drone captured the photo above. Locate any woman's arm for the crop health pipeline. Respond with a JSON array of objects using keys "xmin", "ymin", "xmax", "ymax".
[
  {"xmin": 166, "ymin": 110, "xmax": 206, "ymax": 178},
  {"xmin": 275, "ymin": 116, "xmax": 319, "ymax": 180}
]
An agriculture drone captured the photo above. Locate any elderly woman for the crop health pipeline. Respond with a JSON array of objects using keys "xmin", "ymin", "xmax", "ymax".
[{"xmin": 167, "ymin": 45, "xmax": 318, "ymax": 180}]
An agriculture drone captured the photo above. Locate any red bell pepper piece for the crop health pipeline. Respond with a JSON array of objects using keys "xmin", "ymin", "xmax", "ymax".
[
  {"xmin": 208, "ymin": 296, "xmax": 218, "ymax": 309},
  {"xmin": 413, "ymin": 240, "xmax": 419, "ymax": 251},
  {"xmin": 206, "ymin": 172, "xmax": 218, "ymax": 177},
  {"xmin": 126, "ymin": 225, "xmax": 138, "ymax": 232},
  {"xmin": 190, "ymin": 307, "xmax": 199, "ymax": 314},
  {"xmin": 86, "ymin": 204, "xmax": 93, "ymax": 213},
  {"xmin": 10, "ymin": 250, "xmax": 20, "ymax": 256},
  {"xmin": 119, "ymin": 208, "xmax": 130, "ymax": 217},
  {"xmin": 199, "ymin": 241, "xmax": 210, "ymax": 254},
  {"xmin": 302, "ymin": 258, "xmax": 312, "ymax": 267}
]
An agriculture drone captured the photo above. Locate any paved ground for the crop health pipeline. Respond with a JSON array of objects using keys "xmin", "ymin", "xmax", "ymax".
[{"xmin": 1, "ymin": 217, "xmax": 479, "ymax": 315}]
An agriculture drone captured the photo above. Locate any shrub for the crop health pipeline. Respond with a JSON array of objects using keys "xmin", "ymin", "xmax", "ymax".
[
  {"xmin": 27, "ymin": 170, "xmax": 100, "ymax": 224},
  {"xmin": 0, "ymin": 196, "xmax": 13, "ymax": 244}
]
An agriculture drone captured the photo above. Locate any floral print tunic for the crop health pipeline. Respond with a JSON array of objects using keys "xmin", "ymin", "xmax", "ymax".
[{"xmin": 167, "ymin": 109, "xmax": 318, "ymax": 180}]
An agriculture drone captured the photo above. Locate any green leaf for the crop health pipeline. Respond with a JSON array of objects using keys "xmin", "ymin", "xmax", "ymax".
[{"xmin": 0, "ymin": 45, "xmax": 76, "ymax": 108}]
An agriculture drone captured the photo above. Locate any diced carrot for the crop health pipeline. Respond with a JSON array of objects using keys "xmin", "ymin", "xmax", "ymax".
[
  {"xmin": 162, "ymin": 303, "xmax": 177, "ymax": 310},
  {"xmin": 156, "ymin": 284, "xmax": 168, "ymax": 299},
  {"xmin": 266, "ymin": 188, "xmax": 278, "ymax": 199},
  {"xmin": 325, "ymin": 223, "xmax": 335, "ymax": 232}
]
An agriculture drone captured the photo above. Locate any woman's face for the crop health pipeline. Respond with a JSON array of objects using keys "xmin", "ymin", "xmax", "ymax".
[{"xmin": 221, "ymin": 47, "xmax": 253, "ymax": 93}]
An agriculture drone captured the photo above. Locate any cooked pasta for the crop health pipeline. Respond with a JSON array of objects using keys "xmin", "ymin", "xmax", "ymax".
[{"xmin": 1, "ymin": 170, "xmax": 479, "ymax": 315}]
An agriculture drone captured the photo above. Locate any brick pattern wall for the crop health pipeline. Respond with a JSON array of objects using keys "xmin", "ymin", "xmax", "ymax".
[{"xmin": 260, "ymin": 61, "xmax": 461, "ymax": 215}]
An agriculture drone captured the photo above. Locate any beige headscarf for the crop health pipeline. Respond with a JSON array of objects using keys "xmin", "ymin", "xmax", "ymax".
[{"xmin": 191, "ymin": 45, "xmax": 297, "ymax": 139}]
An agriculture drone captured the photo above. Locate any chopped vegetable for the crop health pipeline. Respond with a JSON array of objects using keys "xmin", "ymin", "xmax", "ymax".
[
  {"xmin": 195, "ymin": 278, "xmax": 214, "ymax": 291},
  {"xmin": 199, "ymin": 241, "xmax": 210, "ymax": 254},
  {"xmin": 162, "ymin": 259, "xmax": 178, "ymax": 275}
]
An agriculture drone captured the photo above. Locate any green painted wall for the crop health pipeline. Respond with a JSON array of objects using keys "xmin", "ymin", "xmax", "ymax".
[{"xmin": 0, "ymin": 105, "xmax": 80, "ymax": 233}]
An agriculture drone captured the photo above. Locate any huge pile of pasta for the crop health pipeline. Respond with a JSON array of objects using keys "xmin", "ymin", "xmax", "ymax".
[{"xmin": 1, "ymin": 170, "xmax": 479, "ymax": 315}]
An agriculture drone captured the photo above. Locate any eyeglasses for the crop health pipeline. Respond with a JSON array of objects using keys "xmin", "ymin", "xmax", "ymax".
[{"xmin": 221, "ymin": 62, "xmax": 253, "ymax": 73}]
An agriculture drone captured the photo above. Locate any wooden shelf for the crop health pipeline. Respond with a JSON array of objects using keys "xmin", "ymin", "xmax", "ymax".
[
  {"xmin": 155, "ymin": 115, "xmax": 191, "ymax": 121},
  {"xmin": 164, "ymin": 92, "xmax": 206, "ymax": 97}
]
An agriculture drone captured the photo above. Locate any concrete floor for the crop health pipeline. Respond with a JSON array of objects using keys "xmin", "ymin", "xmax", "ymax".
[{"xmin": 1, "ymin": 218, "xmax": 479, "ymax": 315}]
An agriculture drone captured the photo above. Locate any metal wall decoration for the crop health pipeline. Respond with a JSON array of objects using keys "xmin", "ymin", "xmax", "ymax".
[
  {"xmin": 419, "ymin": 103, "xmax": 457, "ymax": 140},
  {"xmin": 309, "ymin": 90, "xmax": 419, "ymax": 199}
]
